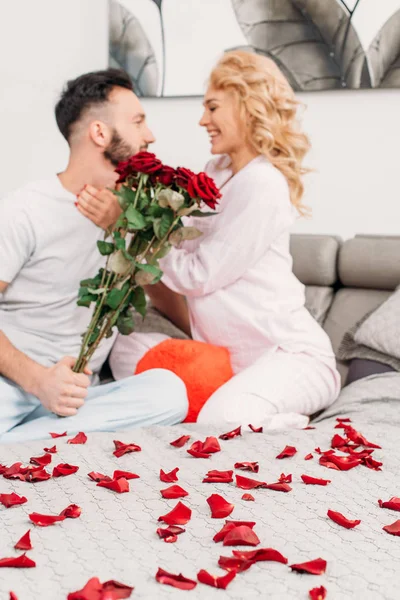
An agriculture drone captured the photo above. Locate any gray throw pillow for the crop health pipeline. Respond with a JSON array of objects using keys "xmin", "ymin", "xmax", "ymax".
[{"xmin": 338, "ymin": 288, "xmax": 400, "ymax": 371}]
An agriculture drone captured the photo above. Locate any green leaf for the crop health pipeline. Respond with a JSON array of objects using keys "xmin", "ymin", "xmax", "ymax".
[
  {"xmin": 189, "ymin": 210, "xmax": 217, "ymax": 218},
  {"xmin": 88, "ymin": 327, "xmax": 101, "ymax": 345},
  {"xmin": 116, "ymin": 186, "xmax": 137, "ymax": 210},
  {"xmin": 153, "ymin": 209, "xmax": 174, "ymax": 240},
  {"xmin": 97, "ymin": 240, "xmax": 115, "ymax": 255},
  {"xmin": 105, "ymin": 283, "xmax": 130, "ymax": 310},
  {"xmin": 147, "ymin": 204, "xmax": 164, "ymax": 219},
  {"xmin": 125, "ymin": 205, "xmax": 147, "ymax": 230},
  {"xmin": 129, "ymin": 287, "xmax": 147, "ymax": 318},
  {"xmin": 77, "ymin": 294, "xmax": 97, "ymax": 308},
  {"xmin": 134, "ymin": 262, "xmax": 163, "ymax": 284},
  {"xmin": 152, "ymin": 243, "xmax": 171, "ymax": 260},
  {"xmin": 137, "ymin": 191, "xmax": 150, "ymax": 211},
  {"xmin": 113, "ymin": 232, "xmax": 126, "ymax": 251},
  {"xmin": 117, "ymin": 310, "xmax": 135, "ymax": 335}
]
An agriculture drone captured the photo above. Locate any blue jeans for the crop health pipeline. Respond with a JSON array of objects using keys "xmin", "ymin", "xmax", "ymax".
[{"xmin": 0, "ymin": 370, "xmax": 188, "ymax": 444}]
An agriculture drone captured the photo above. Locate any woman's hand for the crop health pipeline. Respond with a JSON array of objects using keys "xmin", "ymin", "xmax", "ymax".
[{"xmin": 76, "ymin": 185, "xmax": 122, "ymax": 230}]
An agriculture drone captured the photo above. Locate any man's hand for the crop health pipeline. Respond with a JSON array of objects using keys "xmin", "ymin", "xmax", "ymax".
[
  {"xmin": 33, "ymin": 357, "xmax": 91, "ymax": 417},
  {"xmin": 76, "ymin": 185, "xmax": 122, "ymax": 230}
]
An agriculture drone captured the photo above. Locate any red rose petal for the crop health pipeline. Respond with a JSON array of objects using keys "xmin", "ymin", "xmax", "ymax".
[
  {"xmin": 219, "ymin": 426, "xmax": 242, "ymax": 440},
  {"xmin": 97, "ymin": 477, "xmax": 130, "ymax": 494},
  {"xmin": 43, "ymin": 445, "xmax": 57, "ymax": 454},
  {"xmin": 187, "ymin": 449, "xmax": 211, "ymax": 459},
  {"xmin": 248, "ymin": 424, "xmax": 263, "ymax": 433},
  {"xmin": 49, "ymin": 431, "xmax": 67, "ymax": 438},
  {"xmin": 2, "ymin": 463, "xmax": 26, "ymax": 480},
  {"xmin": 155, "ymin": 567, "xmax": 197, "ymax": 590},
  {"xmin": 232, "ymin": 547, "xmax": 288, "ymax": 564},
  {"xmin": 203, "ymin": 469, "xmax": 233, "ymax": 483},
  {"xmin": 305, "ymin": 454, "xmax": 314, "ymax": 460},
  {"xmin": 276, "ymin": 445, "xmax": 297, "ymax": 459},
  {"xmin": 67, "ymin": 577, "xmax": 134, "ymax": 599},
  {"xmin": 309, "ymin": 586, "xmax": 327, "ymax": 600},
  {"xmin": 0, "ymin": 554, "xmax": 36, "ymax": 568},
  {"xmin": 290, "ymin": 558, "xmax": 327, "ymax": 575},
  {"xmin": 88, "ymin": 471, "xmax": 111, "ymax": 483},
  {"xmin": 29, "ymin": 512, "xmax": 66, "ymax": 527},
  {"xmin": 160, "ymin": 485, "xmax": 189, "ymax": 499},
  {"xmin": 235, "ymin": 475, "xmax": 266, "ymax": 490},
  {"xmin": 202, "ymin": 437, "xmax": 221, "ymax": 453},
  {"xmin": 25, "ymin": 468, "xmax": 52, "ymax": 483},
  {"xmin": 213, "ymin": 520, "xmax": 256, "ymax": 543},
  {"xmin": 362, "ymin": 456, "xmax": 383, "ymax": 471},
  {"xmin": 30, "ymin": 453, "xmax": 52, "ymax": 467},
  {"xmin": 234, "ymin": 462, "xmax": 259, "ymax": 473},
  {"xmin": 113, "ymin": 470, "xmax": 140, "ymax": 480},
  {"xmin": 301, "ymin": 475, "xmax": 331, "ymax": 486},
  {"xmin": 53, "ymin": 463, "xmax": 79, "ymax": 477},
  {"xmin": 327, "ymin": 509, "xmax": 360, "ymax": 529},
  {"xmin": 113, "ymin": 440, "xmax": 141, "ymax": 458},
  {"xmin": 15, "ymin": 530, "xmax": 32, "ymax": 551},
  {"xmin": 278, "ymin": 473, "xmax": 292, "ymax": 483},
  {"xmin": 158, "ymin": 501, "xmax": 192, "ymax": 525},
  {"xmin": 157, "ymin": 525, "xmax": 186, "ymax": 542},
  {"xmin": 223, "ymin": 525, "xmax": 260, "ymax": 547},
  {"xmin": 242, "ymin": 494, "xmax": 255, "ymax": 501},
  {"xmin": 275, "ymin": 446, "xmax": 297, "ymax": 458},
  {"xmin": 197, "ymin": 569, "xmax": 236, "ymax": 589},
  {"xmin": 319, "ymin": 454, "xmax": 362, "ymax": 471},
  {"xmin": 383, "ymin": 520, "xmax": 400, "ymax": 536},
  {"xmin": 160, "ymin": 468, "xmax": 179, "ymax": 483},
  {"xmin": 331, "ymin": 434, "xmax": 348, "ymax": 448},
  {"xmin": 337, "ymin": 417, "xmax": 351, "ymax": 422},
  {"xmin": 262, "ymin": 482, "xmax": 292, "ymax": 492},
  {"xmin": 60, "ymin": 504, "xmax": 82, "ymax": 519},
  {"xmin": 218, "ymin": 555, "xmax": 252, "ymax": 573},
  {"xmin": 345, "ymin": 426, "xmax": 381, "ymax": 449},
  {"xmin": 379, "ymin": 497, "xmax": 400, "ymax": 511},
  {"xmin": 0, "ymin": 493, "xmax": 28, "ymax": 508},
  {"xmin": 67, "ymin": 431, "xmax": 87, "ymax": 445},
  {"xmin": 207, "ymin": 494, "xmax": 235, "ymax": 518},
  {"xmin": 170, "ymin": 435, "xmax": 191, "ymax": 448},
  {"xmin": 10, "ymin": 593, "xmax": 19, "ymax": 600}
]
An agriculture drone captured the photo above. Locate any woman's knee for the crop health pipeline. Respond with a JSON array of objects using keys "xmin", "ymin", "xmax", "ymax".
[{"xmin": 146, "ymin": 368, "xmax": 189, "ymax": 421}]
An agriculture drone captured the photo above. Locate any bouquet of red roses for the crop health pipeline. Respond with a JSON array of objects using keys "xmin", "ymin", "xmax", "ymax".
[{"xmin": 73, "ymin": 152, "xmax": 220, "ymax": 373}]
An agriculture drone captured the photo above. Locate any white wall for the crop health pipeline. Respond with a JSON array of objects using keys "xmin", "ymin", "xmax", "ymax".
[
  {"xmin": 0, "ymin": 0, "xmax": 399, "ymax": 240},
  {"xmin": 0, "ymin": 0, "xmax": 108, "ymax": 192},
  {"xmin": 144, "ymin": 89, "xmax": 400, "ymax": 240}
]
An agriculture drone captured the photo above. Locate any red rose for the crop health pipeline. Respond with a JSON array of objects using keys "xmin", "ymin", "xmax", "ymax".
[
  {"xmin": 115, "ymin": 159, "xmax": 132, "ymax": 184},
  {"xmin": 155, "ymin": 165, "xmax": 176, "ymax": 186},
  {"xmin": 129, "ymin": 151, "xmax": 163, "ymax": 175},
  {"xmin": 186, "ymin": 172, "xmax": 221, "ymax": 209},
  {"xmin": 175, "ymin": 167, "xmax": 196, "ymax": 189}
]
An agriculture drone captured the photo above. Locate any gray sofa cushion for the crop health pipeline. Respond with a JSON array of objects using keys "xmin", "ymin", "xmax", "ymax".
[
  {"xmin": 339, "ymin": 235, "xmax": 400, "ymax": 290},
  {"xmin": 290, "ymin": 234, "xmax": 341, "ymax": 286},
  {"xmin": 323, "ymin": 288, "xmax": 392, "ymax": 383},
  {"xmin": 304, "ymin": 286, "xmax": 334, "ymax": 325}
]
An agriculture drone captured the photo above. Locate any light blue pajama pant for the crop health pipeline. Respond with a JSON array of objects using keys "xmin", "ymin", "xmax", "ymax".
[{"xmin": 0, "ymin": 369, "xmax": 188, "ymax": 444}]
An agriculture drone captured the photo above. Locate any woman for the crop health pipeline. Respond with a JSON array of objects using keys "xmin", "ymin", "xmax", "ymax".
[{"xmin": 110, "ymin": 50, "xmax": 341, "ymax": 426}]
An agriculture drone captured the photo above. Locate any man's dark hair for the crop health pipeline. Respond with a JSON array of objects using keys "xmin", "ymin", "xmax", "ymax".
[{"xmin": 55, "ymin": 68, "xmax": 134, "ymax": 142}]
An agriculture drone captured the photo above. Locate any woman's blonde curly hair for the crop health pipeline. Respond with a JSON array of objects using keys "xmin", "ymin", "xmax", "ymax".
[{"xmin": 209, "ymin": 51, "xmax": 311, "ymax": 215}]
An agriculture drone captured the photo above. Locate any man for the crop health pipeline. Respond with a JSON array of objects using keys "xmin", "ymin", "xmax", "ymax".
[{"xmin": 0, "ymin": 68, "xmax": 188, "ymax": 443}]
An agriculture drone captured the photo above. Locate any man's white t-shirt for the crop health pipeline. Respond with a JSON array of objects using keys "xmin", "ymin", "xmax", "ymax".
[{"xmin": 0, "ymin": 176, "xmax": 116, "ymax": 374}]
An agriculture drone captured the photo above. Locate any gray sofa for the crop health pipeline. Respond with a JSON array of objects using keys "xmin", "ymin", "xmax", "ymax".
[{"xmin": 290, "ymin": 234, "xmax": 400, "ymax": 384}]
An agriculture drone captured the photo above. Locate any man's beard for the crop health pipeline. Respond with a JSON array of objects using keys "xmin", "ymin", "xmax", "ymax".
[{"xmin": 103, "ymin": 129, "xmax": 137, "ymax": 167}]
